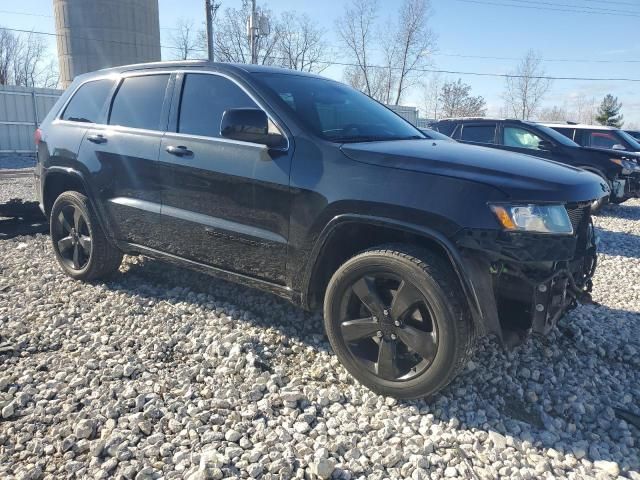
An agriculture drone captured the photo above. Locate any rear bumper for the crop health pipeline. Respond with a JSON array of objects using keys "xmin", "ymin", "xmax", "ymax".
[{"xmin": 455, "ymin": 206, "xmax": 597, "ymax": 346}]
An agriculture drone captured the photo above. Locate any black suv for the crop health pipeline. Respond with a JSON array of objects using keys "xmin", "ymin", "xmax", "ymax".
[
  {"xmin": 432, "ymin": 118, "xmax": 640, "ymax": 210},
  {"xmin": 36, "ymin": 62, "xmax": 605, "ymax": 399}
]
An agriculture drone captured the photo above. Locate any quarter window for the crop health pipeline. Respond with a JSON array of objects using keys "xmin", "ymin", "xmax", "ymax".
[
  {"xmin": 109, "ymin": 74, "xmax": 170, "ymax": 131},
  {"xmin": 178, "ymin": 74, "xmax": 258, "ymax": 138},
  {"xmin": 61, "ymin": 79, "xmax": 114, "ymax": 123},
  {"xmin": 586, "ymin": 131, "xmax": 624, "ymax": 150},
  {"xmin": 460, "ymin": 124, "xmax": 496, "ymax": 144},
  {"xmin": 504, "ymin": 127, "xmax": 544, "ymax": 150}
]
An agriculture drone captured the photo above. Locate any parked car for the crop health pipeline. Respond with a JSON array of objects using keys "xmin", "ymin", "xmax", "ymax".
[
  {"xmin": 36, "ymin": 62, "xmax": 605, "ymax": 399},
  {"xmin": 431, "ymin": 118, "xmax": 639, "ymax": 210},
  {"xmin": 626, "ymin": 130, "xmax": 640, "ymax": 141},
  {"xmin": 540, "ymin": 122, "xmax": 640, "ymax": 153}
]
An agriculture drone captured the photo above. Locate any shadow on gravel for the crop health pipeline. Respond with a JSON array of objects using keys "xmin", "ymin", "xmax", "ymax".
[
  {"xmin": 98, "ymin": 256, "xmax": 639, "ymax": 475},
  {"xmin": 596, "ymin": 229, "xmax": 640, "ymax": 259},
  {"xmin": 596, "ymin": 202, "xmax": 640, "ymax": 221}
]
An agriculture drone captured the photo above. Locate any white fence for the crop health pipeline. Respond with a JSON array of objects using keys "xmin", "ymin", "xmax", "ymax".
[{"xmin": 0, "ymin": 85, "xmax": 63, "ymax": 154}]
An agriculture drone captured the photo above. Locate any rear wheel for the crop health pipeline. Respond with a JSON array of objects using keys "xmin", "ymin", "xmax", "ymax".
[
  {"xmin": 323, "ymin": 245, "xmax": 474, "ymax": 399},
  {"xmin": 50, "ymin": 191, "xmax": 122, "ymax": 280}
]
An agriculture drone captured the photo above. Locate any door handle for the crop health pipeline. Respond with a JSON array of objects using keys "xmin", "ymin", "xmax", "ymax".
[
  {"xmin": 86, "ymin": 134, "xmax": 107, "ymax": 144},
  {"xmin": 165, "ymin": 145, "xmax": 193, "ymax": 157}
]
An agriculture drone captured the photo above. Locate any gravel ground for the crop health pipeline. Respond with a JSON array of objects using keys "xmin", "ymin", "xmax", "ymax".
[
  {"xmin": 0, "ymin": 174, "xmax": 36, "ymax": 206},
  {"xmin": 0, "ymin": 199, "xmax": 638, "ymax": 480}
]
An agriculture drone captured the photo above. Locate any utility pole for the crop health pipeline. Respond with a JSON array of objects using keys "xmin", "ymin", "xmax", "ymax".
[
  {"xmin": 249, "ymin": 0, "xmax": 257, "ymax": 64},
  {"xmin": 205, "ymin": 0, "xmax": 214, "ymax": 61}
]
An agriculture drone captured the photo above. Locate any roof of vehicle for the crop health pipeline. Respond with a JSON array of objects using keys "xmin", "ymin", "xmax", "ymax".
[
  {"xmin": 537, "ymin": 121, "xmax": 619, "ymax": 131},
  {"xmin": 84, "ymin": 60, "xmax": 326, "ymax": 79},
  {"xmin": 433, "ymin": 117, "xmax": 538, "ymax": 125}
]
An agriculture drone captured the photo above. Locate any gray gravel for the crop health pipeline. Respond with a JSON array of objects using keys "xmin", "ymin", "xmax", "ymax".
[
  {"xmin": 0, "ymin": 199, "xmax": 639, "ymax": 479},
  {"xmin": 0, "ymin": 174, "xmax": 36, "ymax": 206}
]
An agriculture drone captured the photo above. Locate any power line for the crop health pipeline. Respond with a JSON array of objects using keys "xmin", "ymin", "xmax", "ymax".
[
  {"xmin": 4, "ymin": 7, "xmax": 640, "ymax": 65},
  {"xmin": 496, "ymin": 0, "xmax": 640, "ymax": 16},
  {"xmin": 454, "ymin": 0, "xmax": 640, "ymax": 18},
  {"xmin": 2, "ymin": 26, "xmax": 640, "ymax": 83}
]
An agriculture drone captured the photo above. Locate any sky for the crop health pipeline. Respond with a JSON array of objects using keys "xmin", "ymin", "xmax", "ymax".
[{"xmin": 3, "ymin": 0, "xmax": 640, "ymax": 126}]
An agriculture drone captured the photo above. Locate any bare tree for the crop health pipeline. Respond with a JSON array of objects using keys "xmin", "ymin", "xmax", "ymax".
[
  {"xmin": 277, "ymin": 12, "xmax": 330, "ymax": 73},
  {"xmin": 422, "ymin": 72, "xmax": 443, "ymax": 120},
  {"xmin": 337, "ymin": 0, "xmax": 435, "ymax": 105},
  {"xmin": 538, "ymin": 105, "xmax": 568, "ymax": 122},
  {"xmin": 213, "ymin": 4, "xmax": 280, "ymax": 65},
  {"xmin": 336, "ymin": 0, "xmax": 380, "ymax": 98},
  {"xmin": 504, "ymin": 50, "xmax": 552, "ymax": 120},
  {"xmin": 169, "ymin": 19, "xmax": 202, "ymax": 60},
  {"xmin": 391, "ymin": 0, "xmax": 435, "ymax": 105},
  {"xmin": 0, "ymin": 28, "xmax": 19, "ymax": 85},
  {"xmin": 439, "ymin": 78, "xmax": 486, "ymax": 118}
]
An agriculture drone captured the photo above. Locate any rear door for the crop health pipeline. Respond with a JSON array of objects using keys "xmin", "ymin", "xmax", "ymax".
[
  {"xmin": 77, "ymin": 72, "xmax": 172, "ymax": 247},
  {"xmin": 157, "ymin": 72, "xmax": 292, "ymax": 284}
]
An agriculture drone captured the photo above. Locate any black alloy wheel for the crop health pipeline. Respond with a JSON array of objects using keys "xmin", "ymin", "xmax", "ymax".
[
  {"xmin": 324, "ymin": 246, "xmax": 474, "ymax": 399},
  {"xmin": 51, "ymin": 203, "xmax": 92, "ymax": 270},
  {"xmin": 340, "ymin": 273, "xmax": 438, "ymax": 381},
  {"xmin": 50, "ymin": 191, "xmax": 123, "ymax": 280}
]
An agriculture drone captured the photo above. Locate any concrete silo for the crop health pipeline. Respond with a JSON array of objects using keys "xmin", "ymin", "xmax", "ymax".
[{"xmin": 53, "ymin": 0, "xmax": 161, "ymax": 87}]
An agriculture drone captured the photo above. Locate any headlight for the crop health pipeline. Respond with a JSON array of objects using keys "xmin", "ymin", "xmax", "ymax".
[{"xmin": 490, "ymin": 204, "xmax": 573, "ymax": 234}]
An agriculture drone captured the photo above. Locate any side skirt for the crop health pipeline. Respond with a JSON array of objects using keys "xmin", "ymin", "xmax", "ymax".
[{"xmin": 118, "ymin": 242, "xmax": 301, "ymax": 305}]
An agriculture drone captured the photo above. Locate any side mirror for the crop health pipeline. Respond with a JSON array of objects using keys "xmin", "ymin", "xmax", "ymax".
[
  {"xmin": 538, "ymin": 139, "xmax": 555, "ymax": 151},
  {"xmin": 612, "ymin": 144, "xmax": 626, "ymax": 151},
  {"xmin": 220, "ymin": 108, "xmax": 286, "ymax": 149}
]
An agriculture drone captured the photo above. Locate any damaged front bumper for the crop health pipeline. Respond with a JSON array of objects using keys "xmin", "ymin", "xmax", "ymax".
[
  {"xmin": 455, "ymin": 203, "xmax": 597, "ymax": 347},
  {"xmin": 612, "ymin": 172, "xmax": 640, "ymax": 202}
]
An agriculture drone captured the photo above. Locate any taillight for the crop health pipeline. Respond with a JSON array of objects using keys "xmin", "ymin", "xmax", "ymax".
[{"xmin": 34, "ymin": 128, "xmax": 42, "ymax": 147}]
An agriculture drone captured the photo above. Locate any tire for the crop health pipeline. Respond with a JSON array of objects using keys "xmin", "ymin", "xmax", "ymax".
[
  {"xmin": 50, "ymin": 191, "xmax": 122, "ymax": 281},
  {"xmin": 323, "ymin": 244, "xmax": 474, "ymax": 399}
]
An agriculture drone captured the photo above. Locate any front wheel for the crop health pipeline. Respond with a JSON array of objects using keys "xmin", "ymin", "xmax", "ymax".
[
  {"xmin": 323, "ymin": 245, "xmax": 474, "ymax": 400},
  {"xmin": 50, "ymin": 191, "xmax": 122, "ymax": 281}
]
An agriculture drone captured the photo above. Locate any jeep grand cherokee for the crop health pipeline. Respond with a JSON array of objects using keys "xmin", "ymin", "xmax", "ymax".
[{"xmin": 35, "ymin": 61, "xmax": 606, "ymax": 399}]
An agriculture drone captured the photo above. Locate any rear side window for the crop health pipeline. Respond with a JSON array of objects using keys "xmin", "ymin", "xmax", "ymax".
[
  {"xmin": 460, "ymin": 124, "xmax": 496, "ymax": 144},
  {"xmin": 552, "ymin": 127, "xmax": 574, "ymax": 141},
  {"xmin": 178, "ymin": 74, "xmax": 258, "ymax": 138},
  {"xmin": 61, "ymin": 79, "xmax": 114, "ymax": 123},
  {"xmin": 109, "ymin": 74, "xmax": 170, "ymax": 131}
]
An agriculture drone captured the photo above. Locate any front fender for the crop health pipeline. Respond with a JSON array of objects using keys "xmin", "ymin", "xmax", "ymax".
[{"xmin": 300, "ymin": 214, "xmax": 492, "ymax": 334}]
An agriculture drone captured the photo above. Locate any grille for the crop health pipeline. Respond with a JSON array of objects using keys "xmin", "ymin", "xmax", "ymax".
[{"xmin": 566, "ymin": 204, "xmax": 590, "ymax": 230}]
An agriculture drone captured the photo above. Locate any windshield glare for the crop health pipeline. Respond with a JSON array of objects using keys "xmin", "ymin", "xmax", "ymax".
[{"xmin": 254, "ymin": 73, "xmax": 425, "ymax": 143}]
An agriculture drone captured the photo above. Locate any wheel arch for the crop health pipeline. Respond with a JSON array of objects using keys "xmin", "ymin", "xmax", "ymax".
[
  {"xmin": 42, "ymin": 167, "xmax": 116, "ymax": 245},
  {"xmin": 301, "ymin": 215, "xmax": 484, "ymax": 328}
]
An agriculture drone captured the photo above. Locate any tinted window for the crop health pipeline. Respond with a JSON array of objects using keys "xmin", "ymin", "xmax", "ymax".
[
  {"xmin": 179, "ymin": 74, "xmax": 258, "ymax": 138},
  {"xmin": 109, "ymin": 74, "xmax": 169, "ymax": 130},
  {"xmin": 504, "ymin": 126, "xmax": 544, "ymax": 150},
  {"xmin": 551, "ymin": 127, "xmax": 574, "ymax": 140},
  {"xmin": 586, "ymin": 131, "xmax": 622, "ymax": 150},
  {"xmin": 62, "ymin": 79, "xmax": 114, "ymax": 123},
  {"xmin": 434, "ymin": 122, "xmax": 457, "ymax": 137},
  {"xmin": 254, "ymin": 73, "xmax": 423, "ymax": 142},
  {"xmin": 460, "ymin": 124, "xmax": 496, "ymax": 144}
]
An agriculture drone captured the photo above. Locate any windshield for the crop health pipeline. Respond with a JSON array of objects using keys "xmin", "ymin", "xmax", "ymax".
[
  {"xmin": 533, "ymin": 124, "xmax": 580, "ymax": 147},
  {"xmin": 617, "ymin": 130, "xmax": 640, "ymax": 151},
  {"xmin": 254, "ymin": 73, "xmax": 425, "ymax": 143}
]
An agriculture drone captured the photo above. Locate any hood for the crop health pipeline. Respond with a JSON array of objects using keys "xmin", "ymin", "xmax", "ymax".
[{"xmin": 341, "ymin": 140, "xmax": 609, "ymax": 203}]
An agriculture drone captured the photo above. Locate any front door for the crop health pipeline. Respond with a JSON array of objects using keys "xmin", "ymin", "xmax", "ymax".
[
  {"xmin": 158, "ymin": 72, "xmax": 291, "ymax": 284},
  {"xmin": 496, "ymin": 124, "xmax": 556, "ymax": 161}
]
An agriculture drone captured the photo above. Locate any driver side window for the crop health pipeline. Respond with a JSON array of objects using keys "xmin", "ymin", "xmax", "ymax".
[{"xmin": 504, "ymin": 126, "xmax": 543, "ymax": 150}]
